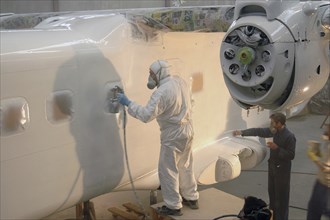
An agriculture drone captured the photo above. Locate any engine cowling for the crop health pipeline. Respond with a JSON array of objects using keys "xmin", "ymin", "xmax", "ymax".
[{"xmin": 220, "ymin": 0, "xmax": 330, "ymax": 113}]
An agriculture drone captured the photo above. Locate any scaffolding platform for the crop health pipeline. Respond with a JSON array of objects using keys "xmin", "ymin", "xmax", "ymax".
[
  {"xmin": 150, "ymin": 188, "xmax": 244, "ymax": 220},
  {"xmin": 108, "ymin": 202, "xmax": 149, "ymax": 220}
]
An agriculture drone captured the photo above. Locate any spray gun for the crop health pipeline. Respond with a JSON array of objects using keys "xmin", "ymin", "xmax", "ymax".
[{"xmin": 107, "ymin": 85, "xmax": 124, "ymax": 114}]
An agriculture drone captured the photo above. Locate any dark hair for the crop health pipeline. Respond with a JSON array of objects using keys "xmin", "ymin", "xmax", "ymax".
[{"xmin": 270, "ymin": 113, "xmax": 286, "ymax": 125}]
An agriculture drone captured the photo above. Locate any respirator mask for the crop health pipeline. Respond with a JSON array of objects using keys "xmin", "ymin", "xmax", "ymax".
[
  {"xmin": 147, "ymin": 70, "xmax": 160, "ymax": 90},
  {"xmin": 147, "ymin": 76, "xmax": 157, "ymax": 90}
]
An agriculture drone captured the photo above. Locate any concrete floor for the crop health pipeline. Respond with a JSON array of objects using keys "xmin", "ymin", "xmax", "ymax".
[{"xmin": 45, "ymin": 113, "xmax": 329, "ymax": 220}]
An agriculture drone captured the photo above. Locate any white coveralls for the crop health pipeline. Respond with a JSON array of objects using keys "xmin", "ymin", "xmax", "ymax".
[{"xmin": 127, "ymin": 73, "xmax": 199, "ymax": 210}]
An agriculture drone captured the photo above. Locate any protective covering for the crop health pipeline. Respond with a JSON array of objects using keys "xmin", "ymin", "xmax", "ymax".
[
  {"xmin": 147, "ymin": 60, "xmax": 170, "ymax": 89},
  {"xmin": 128, "ymin": 76, "xmax": 193, "ymax": 153},
  {"xmin": 127, "ymin": 62, "xmax": 199, "ymax": 209},
  {"xmin": 149, "ymin": 60, "xmax": 170, "ymax": 82}
]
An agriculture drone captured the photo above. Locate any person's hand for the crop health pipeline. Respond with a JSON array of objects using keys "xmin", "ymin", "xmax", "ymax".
[
  {"xmin": 233, "ymin": 130, "xmax": 242, "ymax": 136},
  {"xmin": 267, "ymin": 142, "xmax": 278, "ymax": 150},
  {"xmin": 117, "ymin": 93, "xmax": 131, "ymax": 106}
]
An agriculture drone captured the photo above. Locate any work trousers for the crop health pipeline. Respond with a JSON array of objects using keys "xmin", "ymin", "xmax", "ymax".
[
  {"xmin": 158, "ymin": 140, "xmax": 199, "ymax": 210},
  {"xmin": 307, "ymin": 180, "xmax": 330, "ymax": 220},
  {"xmin": 268, "ymin": 161, "xmax": 291, "ymax": 220}
]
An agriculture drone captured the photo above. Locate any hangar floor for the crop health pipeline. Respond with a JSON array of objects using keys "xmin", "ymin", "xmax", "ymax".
[{"xmin": 44, "ymin": 113, "xmax": 329, "ymax": 220}]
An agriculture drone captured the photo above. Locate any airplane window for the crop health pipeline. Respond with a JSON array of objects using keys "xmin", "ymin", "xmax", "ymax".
[
  {"xmin": 46, "ymin": 90, "xmax": 73, "ymax": 124},
  {"xmin": 0, "ymin": 98, "xmax": 30, "ymax": 137}
]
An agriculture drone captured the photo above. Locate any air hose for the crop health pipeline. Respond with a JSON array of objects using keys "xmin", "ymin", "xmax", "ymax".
[
  {"xmin": 213, "ymin": 214, "xmax": 240, "ymax": 220},
  {"xmin": 122, "ymin": 107, "xmax": 151, "ymax": 220}
]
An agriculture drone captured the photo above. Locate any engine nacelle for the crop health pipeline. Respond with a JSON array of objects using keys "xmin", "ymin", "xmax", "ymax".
[{"xmin": 220, "ymin": 0, "xmax": 330, "ymax": 113}]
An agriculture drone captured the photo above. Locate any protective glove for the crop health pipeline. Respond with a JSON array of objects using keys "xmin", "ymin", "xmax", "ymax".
[
  {"xmin": 233, "ymin": 130, "xmax": 242, "ymax": 136},
  {"xmin": 117, "ymin": 93, "xmax": 131, "ymax": 106}
]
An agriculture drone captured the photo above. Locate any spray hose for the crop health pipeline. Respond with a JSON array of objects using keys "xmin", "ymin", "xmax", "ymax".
[
  {"xmin": 213, "ymin": 214, "xmax": 240, "ymax": 219},
  {"xmin": 122, "ymin": 107, "xmax": 151, "ymax": 220}
]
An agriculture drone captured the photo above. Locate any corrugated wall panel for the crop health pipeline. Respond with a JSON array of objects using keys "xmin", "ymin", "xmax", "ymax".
[
  {"xmin": 58, "ymin": 0, "xmax": 165, "ymax": 12},
  {"xmin": 1, "ymin": 0, "xmax": 235, "ymax": 14}
]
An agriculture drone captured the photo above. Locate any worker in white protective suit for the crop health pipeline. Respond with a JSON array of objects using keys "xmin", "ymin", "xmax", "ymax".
[{"xmin": 117, "ymin": 60, "xmax": 199, "ymax": 216}]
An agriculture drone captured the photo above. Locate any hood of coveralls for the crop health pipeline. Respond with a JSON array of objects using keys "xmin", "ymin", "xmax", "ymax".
[{"xmin": 150, "ymin": 60, "xmax": 170, "ymax": 83}]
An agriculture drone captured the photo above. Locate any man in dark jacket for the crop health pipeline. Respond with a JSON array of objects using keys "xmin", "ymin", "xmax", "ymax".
[{"xmin": 233, "ymin": 113, "xmax": 296, "ymax": 220}]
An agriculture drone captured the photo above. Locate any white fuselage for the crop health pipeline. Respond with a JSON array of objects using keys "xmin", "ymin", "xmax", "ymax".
[{"xmin": 0, "ymin": 12, "xmax": 271, "ymax": 219}]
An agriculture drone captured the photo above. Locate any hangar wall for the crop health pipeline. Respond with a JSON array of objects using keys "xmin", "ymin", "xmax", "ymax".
[{"xmin": 0, "ymin": 0, "xmax": 236, "ymax": 14}]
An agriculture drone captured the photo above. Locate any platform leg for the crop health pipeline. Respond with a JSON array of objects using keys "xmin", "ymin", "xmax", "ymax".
[
  {"xmin": 75, "ymin": 201, "xmax": 95, "ymax": 220},
  {"xmin": 150, "ymin": 207, "xmax": 160, "ymax": 220},
  {"xmin": 320, "ymin": 113, "xmax": 329, "ymax": 128},
  {"xmin": 150, "ymin": 190, "xmax": 158, "ymax": 205},
  {"xmin": 76, "ymin": 203, "xmax": 83, "ymax": 220}
]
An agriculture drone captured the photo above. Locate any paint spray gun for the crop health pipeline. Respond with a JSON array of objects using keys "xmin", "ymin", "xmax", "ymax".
[{"xmin": 107, "ymin": 85, "xmax": 124, "ymax": 114}]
